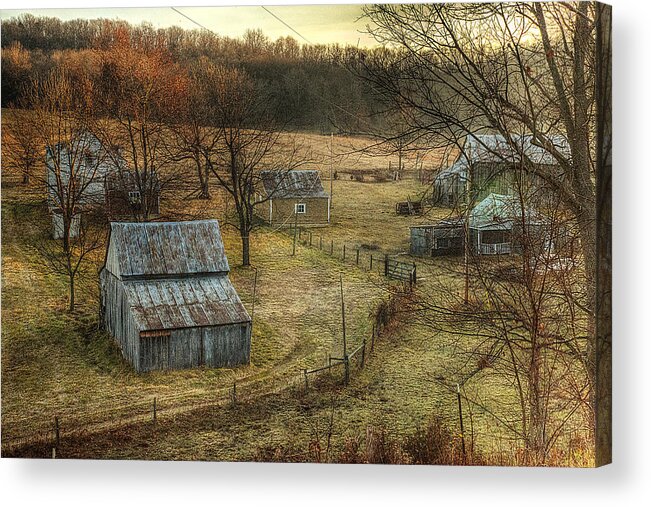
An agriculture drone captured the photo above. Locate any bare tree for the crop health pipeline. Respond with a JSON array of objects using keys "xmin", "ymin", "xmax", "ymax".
[
  {"xmin": 409, "ymin": 180, "xmax": 589, "ymax": 462},
  {"xmin": 167, "ymin": 57, "xmax": 222, "ymax": 200},
  {"xmin": 27, "ymin": 69, "xmax": 106, "ymax": 312},
  {"xmin": 92, "ymin": 26, "xmax": 189, "ymax": 221},
  {"xmin": 356, "ymin": 2, "xmax": 608, "ymax": 456},
  {"xmin": 2, "ymin": 106, "xmax": 41, "ymax": 185},
  {"xmin": 203, "ymin": 65, "xmax": 310, "ymax": 266}
]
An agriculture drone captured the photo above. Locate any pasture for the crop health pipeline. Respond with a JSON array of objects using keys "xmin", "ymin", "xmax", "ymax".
[{"xmin": 1, "ymin": 129, "xmax": 588, "ymax": 465}]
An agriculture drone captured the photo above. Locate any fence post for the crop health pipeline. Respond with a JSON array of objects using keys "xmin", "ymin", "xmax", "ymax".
[
  {"xmin": 310, "ymin": 231, "xmax": 313, "ymax": 246},
  {"xmin": 384, "ymin": 254, "xmax": 389, "ymax": 276},
  {"xmin": 361, "ymin": 338, "xmax": 367, "ymax": 368},
  {"xmin": 343, "ymin": 244, "xmax": 346, "ymax": 260},
  {"xmin": 330, "ymin": 239, "xmax": 334, "ymax": 255},
  {"xmin": 370, "ymin": 254, "xmax": 373, "ymax": 271},
  {"xmin": 371, "ymin": 323, "xmax": 376, "ymax": 352},
  {"xmin": 457, "ymin": 383, "xmax": 466, "ymax": 458},
  {"xmin": 320, "ymin": 236, "xmax": 323, "ymax": 250},
  {"xmin": 152, "ymin": 398, "xmax": 157, "ymax": 424},
  {"xmin": 413, "ymin": 262, "xmax": 417, "ymax": 285},
  {"xmin": 54, "ymin": 415, "xmax": 60, "ymax": 449},
  {"xmin": 303, "ymin": 368, "xmax": 309, "ymax": 391},
  {"xmin": 356, "ymin": 249, "xmax": 360, "ymax": 265},
  {"xmin": 232, "ymin": 382, "xmax": 237, "ymax": 407}
]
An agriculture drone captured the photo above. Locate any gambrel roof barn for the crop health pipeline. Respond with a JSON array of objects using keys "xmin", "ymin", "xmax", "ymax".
[{"xmin": 100, "ymin": 220, "xmax": 251, "ymax": 372}]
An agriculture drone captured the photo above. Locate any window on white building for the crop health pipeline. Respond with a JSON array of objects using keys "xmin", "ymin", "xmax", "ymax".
[{"xmin": 295, "ymin": 203, "xmax": 306, "ymax": 214}]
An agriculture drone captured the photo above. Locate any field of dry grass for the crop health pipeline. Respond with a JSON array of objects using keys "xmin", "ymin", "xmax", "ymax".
[
  {"xmin": 1, "ymin": 128, "xmax": 590, "ymax": 465},
  {"xmin": 1, "ymin": 178, "xmax": 391, "ymax": 439}
]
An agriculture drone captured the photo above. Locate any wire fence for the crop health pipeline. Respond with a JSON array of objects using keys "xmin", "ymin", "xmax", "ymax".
[
  {"xmin": 1, "ymin": 296, "xmax": 394, "ymax": 457},
  {"xmin": 291, "ymin": 226, "xmax": 417, "ymax": 288}
]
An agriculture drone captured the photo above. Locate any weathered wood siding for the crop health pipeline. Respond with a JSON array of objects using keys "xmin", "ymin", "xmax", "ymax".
[
  {"xmin": 410, "ymin": 225, "xmax": 465, "ymax": 257},
  {"xmin": 267, "ymin": 197, "xmax": 330, "ymax": 226},
  {"xmin": 202, "ymin": 323, "xmax": 251, "ymax": 367},
  {"xmin": 100, "ymin": 269, "xmax": 140, "ymax": 368},
  {"xmin": 433, "ymin": 174, "xmax": 465, "ymax": 207},
  {"xmin": 138, "ymin": 323, "xmax": 251, "ymax": 372}
]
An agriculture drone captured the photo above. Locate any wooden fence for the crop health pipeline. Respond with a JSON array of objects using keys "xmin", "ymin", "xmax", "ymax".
[
  {"xmin": 3, "ymin": 229, "xmax": 406, "ymax": 456},
  {"xmin": 384, "ymin": 256, "xmax": 417, "ymax": 285}
]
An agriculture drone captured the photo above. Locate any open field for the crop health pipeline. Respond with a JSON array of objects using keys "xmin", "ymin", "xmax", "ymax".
[
  {"xmin": 1, "ymin": 130, "xmax": 590, "ymax": 465},
  {"xmin": 1, "ymin": 180, "xmax": 390, "ymax": 440}
]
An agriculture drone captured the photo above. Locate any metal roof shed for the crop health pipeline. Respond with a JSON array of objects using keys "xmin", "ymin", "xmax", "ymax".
[
  {"xmin": 258, "ymin": 170, "xmax": 331, "ymax": 227},
  {"xmin": 100, "ymin": 220, "xmax": 251, "ymax": 372}
]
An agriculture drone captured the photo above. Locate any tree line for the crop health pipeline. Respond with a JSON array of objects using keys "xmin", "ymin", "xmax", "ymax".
[{"xmin": 1, "ymin": 14, "xmax": 379, "ymax": 132}]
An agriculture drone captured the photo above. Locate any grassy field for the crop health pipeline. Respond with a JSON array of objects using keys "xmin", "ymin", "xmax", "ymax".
[{"xmin": 1, "ymin": 130, "xmax": 590, "ymax": 465}]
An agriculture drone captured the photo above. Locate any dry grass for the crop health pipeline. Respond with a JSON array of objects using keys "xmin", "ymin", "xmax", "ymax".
[
  {"xmin": 0, "ymin": 179, "xmax": 386, "ymax": 434},
  {"xmin": 1, "ymin": 126, "xmax": 592, "ymax": 466}
]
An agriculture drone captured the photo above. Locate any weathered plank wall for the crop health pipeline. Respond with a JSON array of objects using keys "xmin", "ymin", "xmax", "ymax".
[
  {"xmin": 100, "ymin": 269, "xmax": 140, "ymax": 367},
  {"xmin": 138, "ymin": 323, "xmax": 251, "ymax": 372},
  {"xmin": 266, "ymin": 197, "xmax": 330, "ymax": 226}
]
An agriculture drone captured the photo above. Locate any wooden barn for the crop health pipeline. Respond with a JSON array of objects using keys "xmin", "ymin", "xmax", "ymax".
[
  {"xmin": 431, "ymin": 157, "xmax": 468, "ymax": 208},
  {"xmin": 99, "ymin": 220, "xmax": 251, "ymax": 373},
  {"xmin": 432, "ymin": 133, "xmax": 570, "ymax": 207},
  {"xmin": 257, "ymin": 170, "xmax": 330, "ymax": 227},
  {"xmin": 410, "ymin": 218, "xmax": 465, "ymax": 257}
]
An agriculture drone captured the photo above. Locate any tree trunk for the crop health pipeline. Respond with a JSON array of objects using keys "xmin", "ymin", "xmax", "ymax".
[
  {"xmin": 198, "ymin": 159, "xmax": 211, "ymax": 199},
  {"xmin": 201, "ymin": 162, "xmax": 211, "ymax": 199},
  {"xmin": 241, "ymin": 232, "xmax": 251, "ymax": 266},
  {"xmin": 68, "ymin": 274, "xmax": 75, "ymax": 312},
  {"xmin": 527, "ymin": 341, "xmax": 546, "ymax": 464}
]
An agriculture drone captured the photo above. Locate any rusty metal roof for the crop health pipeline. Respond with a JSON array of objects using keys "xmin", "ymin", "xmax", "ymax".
[
  {"xmin": 121, "ymin": 275, "xmax": 250, "ymax": 331},
  {"xmin": 260, "ymin": 170, "xmax": 328, "ymax": 199},
  {"xmin": 109, "ymin": 220, "xmax": 229, "ymax": 278}
]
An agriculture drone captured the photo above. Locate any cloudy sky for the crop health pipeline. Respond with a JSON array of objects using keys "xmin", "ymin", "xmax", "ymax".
[{"xmin": 0, "ymin": 2, "xmax": 377, "ymax": 46}]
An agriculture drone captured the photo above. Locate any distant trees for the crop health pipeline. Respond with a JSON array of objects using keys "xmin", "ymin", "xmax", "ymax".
[
  {"xmin": 92, "ymin": 27, "xmax": 189, "ymax": 221},
  {"xmin": 0, "ymin": 15, "xmax": 380, "ymax": 132},
  {"xmin": 1, "ymin": 41, "xmax": 32, "ymax": 105}
]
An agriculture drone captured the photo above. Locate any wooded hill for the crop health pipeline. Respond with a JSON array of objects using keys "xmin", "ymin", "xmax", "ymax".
[{"xmin": 1, "ymin": 14, "xmax": 382, "ymax": 132}]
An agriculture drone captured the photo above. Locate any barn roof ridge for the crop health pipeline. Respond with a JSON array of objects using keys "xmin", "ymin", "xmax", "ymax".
[
  {"xmin": 436, "ymin": 132, "xmax": 571, "ymax": 182},
  {"xmin": 107, "ymin": 219, "xmax": 230, "ymax": 278}
]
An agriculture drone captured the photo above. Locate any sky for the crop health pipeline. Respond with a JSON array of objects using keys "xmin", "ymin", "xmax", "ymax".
[{"xmin": 0, "ymin": 1, "xmax": 377, "ymax": 47}]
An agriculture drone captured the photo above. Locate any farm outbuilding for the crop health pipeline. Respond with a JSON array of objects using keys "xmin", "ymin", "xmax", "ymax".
[
  {"xmin": 46, "ymin": 131, "xmax": 160, "ymax": 238},
  {"xmin": 432, "ymin": 133, "xmax": 570, "ymax": 207},
  {"xmin": 410, "ymin": 218, "xmax": 465, "ymax": 257},
  {"xmin": 257, "ymin": 170, "xmax": 330, "ymax": 227},
  {"xmin": 410, "ymin": 194, "xmax": 550, "ymax": 257},
  {"xmin": 469, "ymin": 193, "xmax": 544, "ymax": 255},
  {"xmin": 99, "ymin": 220, "xmax": 251, "ymax": 373}
]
